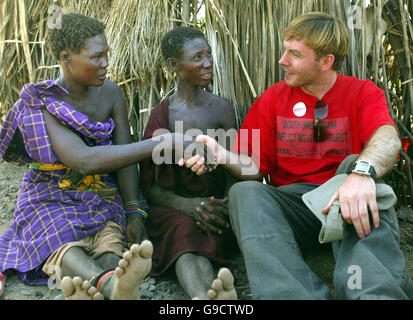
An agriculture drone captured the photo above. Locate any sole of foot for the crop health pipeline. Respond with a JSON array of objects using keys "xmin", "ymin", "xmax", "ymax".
[{"xmin": 110, "ymin": 239, "xmax": 153, "ymax": 300}]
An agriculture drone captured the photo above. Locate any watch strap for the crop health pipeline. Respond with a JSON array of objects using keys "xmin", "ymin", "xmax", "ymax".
[{"xmin": 349, "ymin": 161, "xmax": 377, "ymax": 179}]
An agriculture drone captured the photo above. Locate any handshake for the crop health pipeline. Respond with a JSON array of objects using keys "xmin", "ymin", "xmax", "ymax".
[
  {"xmin": 151, "ymin": 131, "xmax": 223, "ymax": 176},
  {"xmin": 150, "ymin": 124, "xmax": 261, "ymax": 178}
]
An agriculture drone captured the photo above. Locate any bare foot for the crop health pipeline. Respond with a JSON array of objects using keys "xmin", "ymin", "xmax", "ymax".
[
  {"xmin": 61, "ymin": 276, "xmax": 104, "ymax": 300},
  {"xmin": 110, "ymin": 240, "xmax": 153, "ymax": 300},
  {"xmin": 207, "ymin": 268, "xmax": 237, "ymax": 300}
]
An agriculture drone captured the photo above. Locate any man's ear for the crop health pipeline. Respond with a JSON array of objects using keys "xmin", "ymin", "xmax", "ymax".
[
  {"xmin": 320, "ymin": 54, "xmax": 335, "ymax": 72},
  {"xmin": 167, "ymin": 57, "xmax": 178, "ymax": 73},
  {"xmin": 60, "ymin": 50, "xmax": 71, "ymax": 64}
]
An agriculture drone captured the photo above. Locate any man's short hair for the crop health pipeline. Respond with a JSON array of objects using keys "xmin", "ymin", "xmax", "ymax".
[
  {"xmin": 161, "ymin": 26, "xmax": 205, "ymax": 61},
  {"xmin": 47, "ymin": 13, "xmax": 105, "ymax": 61},
  {"xmin": 283, "ymin": 12, "xmax": 350, "ymax": 71}
]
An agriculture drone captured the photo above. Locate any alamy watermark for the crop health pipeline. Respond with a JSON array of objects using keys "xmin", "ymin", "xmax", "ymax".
[
  {"xmin": 347, "ymin": 265, "xmax": 362, "ymax": 290},
  {"xmin": 46, "ymin": 265, "xmax": 62, "ymax": 290},
  {"xmin": 48, "ymin": 4, "xmax": 62, "ymax": 29},
  {"xmin": 347, "ymin": 0, "xmax": 371, "ymax": 30}
]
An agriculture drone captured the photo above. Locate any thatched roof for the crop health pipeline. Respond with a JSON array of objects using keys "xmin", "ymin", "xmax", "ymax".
[{"xmin": 1, "ymin": 0, "xmax": 412, "ymax": 209}]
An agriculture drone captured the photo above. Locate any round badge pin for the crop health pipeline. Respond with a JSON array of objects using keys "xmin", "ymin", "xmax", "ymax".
[{"xmin": 293, "ymin": 102, "xmax": 307, "ymax": 117}]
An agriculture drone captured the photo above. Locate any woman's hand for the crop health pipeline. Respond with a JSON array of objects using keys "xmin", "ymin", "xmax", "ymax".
[
  {"xmin": 182, "ymin": 196, "xmax": 230, "ymax": 234},
  {"xmin": 125, "ymin": 214, "xmax": 149, "ymax": 246}
]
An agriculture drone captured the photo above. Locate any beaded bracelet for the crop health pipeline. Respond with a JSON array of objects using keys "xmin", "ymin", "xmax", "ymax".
[{"xmin": 125, "ymin": 207, "xmax": 148, "ymax": 220}]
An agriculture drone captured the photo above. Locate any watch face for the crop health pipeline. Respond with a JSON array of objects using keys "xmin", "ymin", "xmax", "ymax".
[{"xmin": 355, "ymin": 162, "xmax": 370, "ymax": 172}]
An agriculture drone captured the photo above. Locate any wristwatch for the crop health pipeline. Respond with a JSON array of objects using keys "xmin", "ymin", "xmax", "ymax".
[{"xmin": 349, "ymin": 161, "xmax": 377, "ymax": 179}]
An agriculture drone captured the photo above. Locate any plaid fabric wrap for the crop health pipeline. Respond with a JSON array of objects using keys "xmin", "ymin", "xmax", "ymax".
[{"xmin": 0, "ymin": 80, "xmax": 126, "ymax": 285}]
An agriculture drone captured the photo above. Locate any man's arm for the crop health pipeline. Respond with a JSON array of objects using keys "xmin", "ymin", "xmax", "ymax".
[
  {"xmin": 356, "ymin": 125, "xmax": 401, "ymax": 178},
  {"xmin": 223, "ymin": 151, "xmax": 264, "ymax": 181},
  {"xmin": 323, "ymin": 125, "xmax": 401, "ymax": 239}
]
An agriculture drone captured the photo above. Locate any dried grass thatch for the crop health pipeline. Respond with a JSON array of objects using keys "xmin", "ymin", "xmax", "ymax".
[
  {"xmin": 0, "ymin": 0, "xmax": 111, "ymax": 117},
  {"xmin": 0, "ymin": 0, "xmax": 200, "ymax": 140},
  {"xmin": 104, "ymin": 0, "xmax": 201, "ymax": 140}
]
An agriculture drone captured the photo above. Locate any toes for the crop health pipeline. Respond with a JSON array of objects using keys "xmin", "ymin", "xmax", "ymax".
[
  {"xmin": 88, "ymin": 285, "xmax": 98, "ymax": 296},
  {"xmin": 92, "ymin": 292, "xmax": 104, "ymax": 300},
  {"xmin": 139, "ymin": 240, "xmax": 153, "ymax": 258},
  {"xmin": 61, "ymin": 276, "xmax": 75, "ymax": 296},
  {"xmin": 218, "ymin": 268, "xmax": 235, "ymax": 290},
  {"xmin": 82, "ymin": 280, "xmax": 92, "ymax": 291},
  {"xmin": 129, "ymin": 244, "xmax": 140, "ymax": 256},
  {"xmin": 61, "ymin": 276, "xmax": 98, "ymax": 300},
  {"xmin": 115, "ymin": 266, "xmax": 124, "ymax": 277},
  {"xmin": 211, "ymin": 279, "xmax": 223, "ymax": 292},
  {"xmin": 123, "ymin": 251, "xmax": 133, "ymax": 261},
  {"xmin": 61, "ymin": 276, "xmax": 104, "ymax": 300},
  {"xmin": 118, "ymin": 258, "xmax": 129, "ymax": 269},
  {"xmin": 125, "ymin": 240, "xmax": 153, "ymax": 260},
  {"xmin": 207, "ymin": 289, "xmax": 217, "ymax": 300},
  {"xmin": 88, "ymin": 285, "xmax": 104, "ymax": 300},
  {"xmin": 72, "ymin": 276, "xmax": 83, "ymax": 288}
]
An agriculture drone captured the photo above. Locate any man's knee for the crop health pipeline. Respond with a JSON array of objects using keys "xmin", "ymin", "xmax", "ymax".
[
  {"xmin": 228, "ymin": 180, "xmax": 264, "ymax": 203},
  {"xmin": 228, "ymin": 181, "xmax": 264, "ymax": 231}
]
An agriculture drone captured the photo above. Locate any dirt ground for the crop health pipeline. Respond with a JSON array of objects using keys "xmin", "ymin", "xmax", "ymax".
[{"xmin": 1, "ymin": 159, "xmax": 413, "ymax": 300}]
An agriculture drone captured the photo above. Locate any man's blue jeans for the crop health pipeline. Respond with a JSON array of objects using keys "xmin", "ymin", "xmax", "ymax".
[{"xmin": 228, "ymin": 155, "xmax": 413, "ymax": 299}]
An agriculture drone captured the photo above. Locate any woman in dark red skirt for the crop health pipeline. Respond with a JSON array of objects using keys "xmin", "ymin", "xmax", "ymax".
[{"xmin": 140, "ymin": 26, "xmax": 239, "ymax": 300}]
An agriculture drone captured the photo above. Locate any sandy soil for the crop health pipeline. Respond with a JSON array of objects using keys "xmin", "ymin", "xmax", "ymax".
[{"xmin": 1, "ymin": 160, "xmax": 412, "ymax": 300}]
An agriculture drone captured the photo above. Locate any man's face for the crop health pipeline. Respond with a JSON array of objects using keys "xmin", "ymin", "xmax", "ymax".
[
  {"xmin": 278, "ymin": 39, "xmax": 323, "ymax": 88},
  {"xmin": 67, "ymin": 33, "xmax": 109, "ymax": 87}
]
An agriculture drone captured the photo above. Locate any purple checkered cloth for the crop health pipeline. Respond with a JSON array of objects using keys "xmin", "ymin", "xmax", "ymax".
[{"xmin": 0, "ymin": 80, "xmax": 126, "ymax": 285}]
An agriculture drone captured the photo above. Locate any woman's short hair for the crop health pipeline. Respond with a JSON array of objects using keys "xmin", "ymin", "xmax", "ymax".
[
  {"xmin": 47, "ymin": 13, "xmax": 105, "ymax": 60},
  {"xmin": 284, "ymin": 12, "xmax": 350, "ymax": 71},
  {"xmin": 161, "ymin": 26, "xmax": 205, "ymax": 61}
]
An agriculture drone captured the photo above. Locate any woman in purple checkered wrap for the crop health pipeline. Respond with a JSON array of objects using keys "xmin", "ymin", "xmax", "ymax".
[{"xmin": 0, "ymin": 13, "xmax": 194, "ymax": 300}]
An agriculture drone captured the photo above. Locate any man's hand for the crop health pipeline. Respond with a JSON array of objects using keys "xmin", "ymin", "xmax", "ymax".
[
  {"xmin": 322, "ymin": 173, "xmax": 379, "ymax": 239},
  {"xmin": 125, "ymin": 214, "xmax": 148, "ymax": 246},
  {"xmin": 179, "ymin": 135, "xmax": 226, "ymax": 175}
]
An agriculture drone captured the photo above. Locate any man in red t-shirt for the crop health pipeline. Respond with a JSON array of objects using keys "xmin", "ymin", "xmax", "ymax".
[{"xmin": 181, "ymin": 12, "xmax": 413, "ymax": 299}]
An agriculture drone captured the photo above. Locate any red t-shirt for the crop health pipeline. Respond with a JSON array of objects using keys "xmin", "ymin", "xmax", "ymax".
[{"xmin": 233, "ymin": 74, "xmax": 395, "ymax": 186}]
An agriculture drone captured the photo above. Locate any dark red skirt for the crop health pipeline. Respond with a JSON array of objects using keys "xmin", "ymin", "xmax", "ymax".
[{"xmin": 147, "ymin": 205, "xmax": 238, "ymax": 276}]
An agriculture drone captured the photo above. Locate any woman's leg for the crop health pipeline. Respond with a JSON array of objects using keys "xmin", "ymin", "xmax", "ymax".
[
  {"xmin": 60, "ymin": 241, "xmax": 153, "ymax": 300},
  {"xmin": 175, "ymin": 252, "xmax": 237, "ymax": 300},
  {"xmin": 175, "ymin": 252, "xmax": 214, "ymax": 299},
  {"xmin": 60, "ymin": 246, "xmax": 106, "ymax": 299}
]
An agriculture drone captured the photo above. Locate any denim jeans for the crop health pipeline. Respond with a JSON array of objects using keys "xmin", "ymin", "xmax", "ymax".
[{"xmin": 228, "ymin": 155, "xmax": 413, "ymax": 299}]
